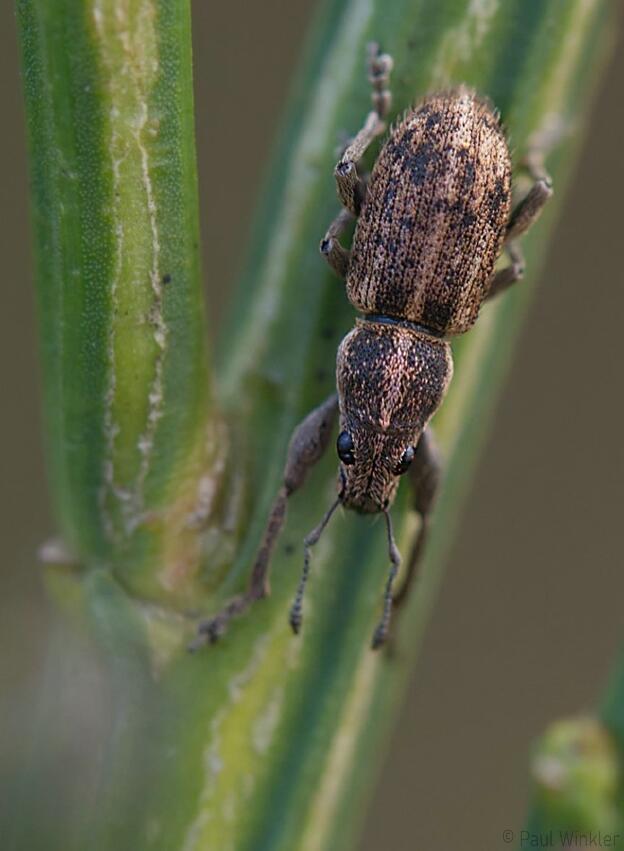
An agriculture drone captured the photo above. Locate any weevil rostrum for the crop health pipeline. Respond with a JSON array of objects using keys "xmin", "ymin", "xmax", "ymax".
[{"xmin": 193, "ymin": 44, "xmax": 553, "ymax": 651}]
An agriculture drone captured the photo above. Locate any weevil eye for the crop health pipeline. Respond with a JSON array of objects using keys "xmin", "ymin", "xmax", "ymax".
[
  {"xmin": 336, "ymin": 431, "xmax": 355, "ymax": 465},
  {"xmin": 394, "ymin": 446, "xmax": 415, "ymax": 475}
]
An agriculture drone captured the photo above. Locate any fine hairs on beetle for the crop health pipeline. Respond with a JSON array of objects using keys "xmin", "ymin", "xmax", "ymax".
[{"xmin": 192, "ymin": 43, "xmax": 553, "ymax": 651}]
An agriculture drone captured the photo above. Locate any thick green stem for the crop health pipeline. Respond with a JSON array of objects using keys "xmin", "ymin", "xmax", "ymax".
[
  {"xmin": 18, "ymin": 0, "xmax": 220, "ymax": 607},
  {"xmin": 15, "ymin": 1, "xmax": 618, "ymax": 850}
]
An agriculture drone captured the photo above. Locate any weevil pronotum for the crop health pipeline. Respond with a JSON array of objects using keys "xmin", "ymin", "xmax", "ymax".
[{"xmin": 193, "ymin": 44, "xmax": 553, "ymax": 651}]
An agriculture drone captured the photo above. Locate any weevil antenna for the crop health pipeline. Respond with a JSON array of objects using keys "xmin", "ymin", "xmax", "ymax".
[
  {"xmin": 371, "ymin": 509, "xmax": 402, "ymax": 649},
  {"xmin": 289, "ymin": 496, "xmax": 341, "ymax": 635}
]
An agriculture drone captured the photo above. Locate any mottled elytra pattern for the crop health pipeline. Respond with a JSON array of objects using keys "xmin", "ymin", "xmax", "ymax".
[
  {"xmin": 336, "ymin": 320, "xmax": 452, "ymax": 513},
  {"xmin": 347, "ymin": 88, "xmax": 512, "ymax": 335}
]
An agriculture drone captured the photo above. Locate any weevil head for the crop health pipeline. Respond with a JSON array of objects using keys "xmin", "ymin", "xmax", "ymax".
[
  {"xmin": 336, "ymin": 424, "xmax": 416, "ymax": 513},
  {"xmin": 335, "ymin": 321, "xmax": 452, "ymax": 513}
]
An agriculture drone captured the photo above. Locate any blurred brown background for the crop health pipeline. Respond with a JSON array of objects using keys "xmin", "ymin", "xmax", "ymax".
[{"xmin": 1, "ymin": 3, "xmax": 622, "ymax": 849}]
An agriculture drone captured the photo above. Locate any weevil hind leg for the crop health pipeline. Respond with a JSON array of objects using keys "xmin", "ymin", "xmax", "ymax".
[
  {"xmin": 392, "ymin": 428, "xmax": 442, "ymax": 611},
  {"xmin": 334, "ymin": 44, "xmax": 393, "ymax": 215},
  {"xmin": 191, "ymin": 394, "xmax": 339, "ymax": 650}
]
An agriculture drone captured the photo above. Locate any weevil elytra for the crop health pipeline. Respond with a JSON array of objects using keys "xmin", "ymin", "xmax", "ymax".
[{"xmin": 193, "ymin": 44, "xmax": 553, "ymax": 651}]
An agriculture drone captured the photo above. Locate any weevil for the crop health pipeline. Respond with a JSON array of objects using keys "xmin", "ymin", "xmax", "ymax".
[{"xmin": 193, "ymin": 44, "xmax": 553, "ymax": 650}]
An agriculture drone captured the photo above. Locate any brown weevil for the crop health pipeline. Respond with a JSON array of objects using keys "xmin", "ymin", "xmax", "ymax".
[{"xmin": 193, "ymin": 44, "xmax": 553, "ymax": 650}]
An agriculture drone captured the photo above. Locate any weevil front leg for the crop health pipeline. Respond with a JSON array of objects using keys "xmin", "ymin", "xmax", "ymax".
[
  {"xmin": 487, "ymin": 156, "xmax": 553, "ymax": 300},
  {"xmin": 191, "ymin": 394, "xmax": 339, "ymax": 649},
  {"xmin": 392, "ymin": 427, "xmax": 442, "ymax": 611},
  {"xmin": 334, "ymin": 43, "xmax": 393, "ymax": 215}
]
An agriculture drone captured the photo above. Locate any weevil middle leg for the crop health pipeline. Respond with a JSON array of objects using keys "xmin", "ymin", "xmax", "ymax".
[{"xmin": 191, "ymin": 394, "xmax": 339, "ymax": 648}]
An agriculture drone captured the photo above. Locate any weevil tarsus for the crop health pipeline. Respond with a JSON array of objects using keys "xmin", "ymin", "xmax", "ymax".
[
  {"xmin": 367, "ymin": 40, "xmax": 393, "ymax": 118},
  {"xmin": 191, "ymin": 394, "xmax": 339, "ymax": 649}
]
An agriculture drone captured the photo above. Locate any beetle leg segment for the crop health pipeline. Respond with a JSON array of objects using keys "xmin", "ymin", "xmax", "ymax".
[
  {"xmin": 486, "ymin": 241, "xmax": 525, "ymax": 300},
  {"xmin": 191, "ymin": 394, "xmax": 339, "ymax": 649},
  {"xmin": 487, "ymin": 158, "xmax": 553, "ymax": 301},
  {"xmin": 335, "ymin": 112, "xmax": 385, "ymax": 214},
  {"xmin": 506, "ymin": 175, "xmax": 553, "ymax": 242},
  {"xmin": 320, "ymin": 207, "xmax": 353, "ymax": 278},
  {"xmin": 523, "ymin": 112, "xmax": 569, "ymax": 186},
  {"xmin": 367, "ymin": 41, "xmax": 393, "ymax": 119},
  {"xmin": 334, "ymin": 44, "xmax": 393, "ymax": 215},
  {"xmin": 392, "ymin": 427, "xmax": 442, "ymax": 610}
]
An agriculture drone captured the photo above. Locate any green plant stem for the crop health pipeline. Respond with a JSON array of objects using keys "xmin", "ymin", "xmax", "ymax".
[
  {"xmin": 15, "ymin": 1, "xmax": 619, "ymax": 850},
  {"xmin": 17, "ymin": 0, "xmax": 220, "ymax": 607}
]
